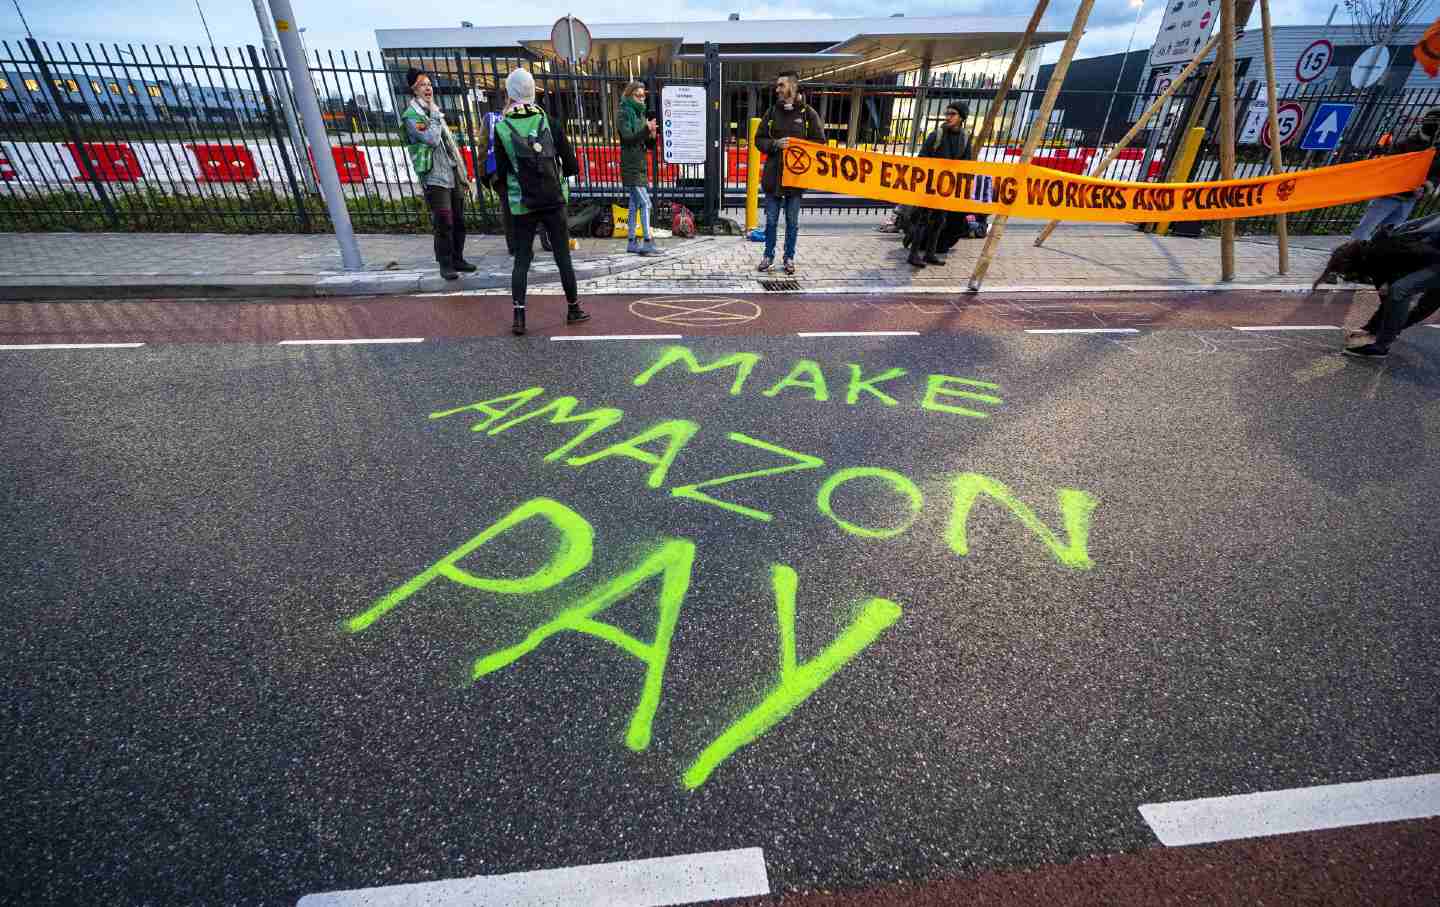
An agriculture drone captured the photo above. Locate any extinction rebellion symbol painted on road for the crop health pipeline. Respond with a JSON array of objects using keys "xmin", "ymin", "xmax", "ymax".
[
  {"xmin": 784, "ymin": 146, "xmax": 812, "ymax": 175},
  {"xmin": 629, "ymin": 297, "xmax": 763, "ymax": 327}
]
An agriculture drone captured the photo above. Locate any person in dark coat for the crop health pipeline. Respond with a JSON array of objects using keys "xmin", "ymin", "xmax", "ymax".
[
  {"xmin": 618, "ymin": 80, "xmax": 661, "ymax": 255},
  {"xmin": 908, "ymin": 102, "xmax": 971, "ymax": 268},
  {"xmin": 754, "ymin": 70, "xmax": 825, "ymax": 275},
  {"xmin": 1348, "ymin": 108, "xmax": 1440, "ymax": 241}
]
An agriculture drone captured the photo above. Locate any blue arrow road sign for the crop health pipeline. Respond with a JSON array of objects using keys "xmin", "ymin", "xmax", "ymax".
[{"xmin": 1300, "ymin": 102, "xmax": 1355, "ymax": 151}]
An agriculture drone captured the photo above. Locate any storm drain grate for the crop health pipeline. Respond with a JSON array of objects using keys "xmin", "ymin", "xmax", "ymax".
[{"xmin": 759, "ymin": 279, "xmax": 801, "ymax": 292}]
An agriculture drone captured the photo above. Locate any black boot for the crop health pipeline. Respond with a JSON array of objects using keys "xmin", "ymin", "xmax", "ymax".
[
  {"xmin": 454, "ymin": 259, "xmax": 478, "ymax": 273},
  {"xmin": 512, "ymin": 304, "xmax": 526, "ymax": 336},
  {"xmin": 567, "ymin": 301, "xmax": 591, "ymax": 324},
  {"xmin": 924, "ymin": 252, "xmax": 946, "ymax": 266},
  {"xmin": 907, "ymin": 248, "xmax": 927, "ymax": 268}
]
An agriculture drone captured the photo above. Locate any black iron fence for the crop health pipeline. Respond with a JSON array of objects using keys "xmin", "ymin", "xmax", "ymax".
[{"xmin": 2, "ymin": 34, "xmax": 1436, "ymax": 235}]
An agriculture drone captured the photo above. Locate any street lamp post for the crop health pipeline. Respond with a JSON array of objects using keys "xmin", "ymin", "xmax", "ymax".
[{"xmin": 1095, "ymin": 0, "xmax": 1146, "ymax": 161}]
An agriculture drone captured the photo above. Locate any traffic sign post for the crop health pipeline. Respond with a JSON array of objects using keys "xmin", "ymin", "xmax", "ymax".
[
  {"xmin": 1262, "ymin": 101, "xmax": 1303, "ymax": 148},
  {"xmin": 551, "ymin": 15, "xmax": 592, "ymax": 176},
  {"xmin": 1299, "ymin": 102, "xmax": 1354, "ymax": 151},
  {"xmin": 1351, "ymin": 44, "xmax": 1390, "ymax": 89}
]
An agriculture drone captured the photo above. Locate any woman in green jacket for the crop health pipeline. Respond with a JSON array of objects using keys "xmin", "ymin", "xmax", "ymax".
[{"xmin": 618, "ymin": 81, "xmax": 661, "ymax": 255}]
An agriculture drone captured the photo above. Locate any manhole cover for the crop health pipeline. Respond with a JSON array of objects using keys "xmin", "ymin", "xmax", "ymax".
[
  {"xmin": 759, "ymin": 279, "xmax": 801, "ymax": 292},
  {"xmin": 628, "ymin": 296, "xmax": 762, "ymax": 326}
]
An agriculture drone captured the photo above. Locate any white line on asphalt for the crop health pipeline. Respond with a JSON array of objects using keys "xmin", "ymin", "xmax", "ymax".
[
  {"xmin": 277, "ymin": 338, "xmax": 425, "ymax": 345},
  {"xmin": 296, "ymin": 847, "xmax": 770, "ymax": 907},
  {"xmin": 1139, "ymin": 773, "xmax": 1440, "ymax": 847},
  {"xmin": 0, "ymin": 342, "xmax": 146, "ymax": 350},
  {"xmin": 1024, "ymin": 328, "xmax": 1141, "ymax": 334},
  {"xmin": 1231, "ymin": 325, "xmax": 1341, "ymax": 332},
  {"xmin": 796, "ymin": 330, "xmax": 921, "ymax": 337},
  {"xmin": 549, "ymin": 334, "xmax": 684, "ymax": 341}
]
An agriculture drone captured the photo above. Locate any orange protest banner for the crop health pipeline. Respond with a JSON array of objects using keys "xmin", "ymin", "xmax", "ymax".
[
  {"xmin": 1416, "ymin": 16, "xmax": 1440, "ymax": 77},
  {"xmin": 777, "ymin": 140, "xmax": 1434, "ymax": 223}
]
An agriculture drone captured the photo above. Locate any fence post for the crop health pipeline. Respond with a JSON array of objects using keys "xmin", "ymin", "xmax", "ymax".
[
  {"xmin": 27, "ymin": 37, "xmax": 119, "ymax": 229},
  {"xmin": 247, "ymin": 45, "xmax": 311, "ymax": 231},
  {"xmin": 703, "ymin": 42, "xmax": 722, "ymax": 225},
  {"xmin": 746, "ymin": 116, "xmax": 760, "ymax": 231}
]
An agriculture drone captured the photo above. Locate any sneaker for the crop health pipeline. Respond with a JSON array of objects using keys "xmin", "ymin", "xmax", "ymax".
[
  {"xmin": 783, "ymin": 258, "xmax": 796, "ymax": 275},
  {"xmin": 1345, "ymin": 329, "xmax": 1374, "ymax": 346},
  {"xmin": 1342, "ymin": 342, "xmax": 1388, "ymax": 359},
  {"xmin": 627, "ymin": 238, "xmax": 642, "ymax": 254},
  {"xmin": 454, "ymin": 259, "xmax": 478, "ymax": 272},
  {"xmin": 566, "ymin": 303, "xmax": 591, "ymax": 325},
  {"xmin": 758, "ymin": 257, "xmax": 773, "ymax": 272},
  {"xmin": 639, "ymin": 240, "xmax": 662, "ymax": 256}
]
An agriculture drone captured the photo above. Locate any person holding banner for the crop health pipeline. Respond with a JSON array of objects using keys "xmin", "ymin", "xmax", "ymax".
[
  {"xmin": 1347, "ymin": 108, "xmax": 1440, "ymax": 242},
  {"xmin": 755, "ymin": 71, "xmax": 825, "ymax": 276},
  {"xmin": 908, "ymin": 102, "xmax": 972, "ymax": 269}
]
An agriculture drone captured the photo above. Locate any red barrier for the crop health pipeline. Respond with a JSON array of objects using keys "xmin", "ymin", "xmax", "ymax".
[
  {"xmin": 188, "ymin": 143, "xmax": 259, "ymax": 182},
  {"xmin": 1032, "ymin": 156, "xmax": 1088, "ymax": 174},
  {"xmin": 65, "ymin": 142, "xmax": 143, "ymax": 181},
  {"xmin": 309, "ymin": 146, "xmax": 370, "ymax": 183},
  {"xmin": 0, "ymin": 149, "xmax": 15, "ymax": 182}
]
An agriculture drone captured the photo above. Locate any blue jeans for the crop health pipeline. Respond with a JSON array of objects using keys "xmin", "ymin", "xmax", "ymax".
[
  {"xmin": 764, "ymin": 193, "xmax": 801, "ymax": 260},
  {"xmin": 1376, "ymin": 263, "xmax": 1440, "ymax": 347},
  {"xmin": 1350, "ymin": 196, "xmax": 1417, "ymax": 240},
  {"xmin": 627, "ymin": 186, "xmax": 653, "ymax": 241}
]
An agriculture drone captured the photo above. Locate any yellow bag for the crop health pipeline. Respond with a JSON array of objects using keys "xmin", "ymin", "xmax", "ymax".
[{"xmin": 611, "ymin": 204, "xmax": 630, "ymax": 238}]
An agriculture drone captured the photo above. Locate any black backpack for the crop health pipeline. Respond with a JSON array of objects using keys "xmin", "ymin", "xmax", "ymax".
[{"xmin": 500, "ymin": 113, "xmax": 566, "ymax": 210}]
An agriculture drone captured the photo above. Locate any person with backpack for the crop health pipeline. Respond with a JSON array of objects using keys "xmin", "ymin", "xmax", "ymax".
[
  {"xmin": 754, "ymin": 71, "xmax": 825, "ymax": 275},
  {"xmin": 618, "ymin": 80, "xmax": 662, "ymax": 256},
  {"xmin": 908, "ymin": 102, "xmax": 971, "ymax": 269},
  {"xmin": 492, "ymin": 67, "xmax": 589, "ymax": 336},
  {"xmin": 401, "ymin": 68, "xmax": 475, "ymax": 281},
  {"xmin": 1317, "ymin": 216, "xmax": 1440, "ymax": 358}
]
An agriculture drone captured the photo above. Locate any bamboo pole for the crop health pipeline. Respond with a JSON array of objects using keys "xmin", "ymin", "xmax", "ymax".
[
  {"xmin": 969, "ymin": 0, "xmax": 1098, "ymax": 291},
  {"xmin": 1219, "ymin": 0, "xmax": 1238, "ymax": 281},
  {"xmin": 1033, "ymin": 31, "xmax": 1222, "ymax": 248},
  {"xmin": 974, "ymin": 0, "xmax": 1052, "ymax": 155},
  {"xmin": 1259, "ymin": 0, "xmax": 1289, "ymax": 274}
]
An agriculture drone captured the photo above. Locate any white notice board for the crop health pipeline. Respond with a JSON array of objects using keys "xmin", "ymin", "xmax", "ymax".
[{"xmin": 661, "ymin": 86, "xmax": 706, "ymax": 165}]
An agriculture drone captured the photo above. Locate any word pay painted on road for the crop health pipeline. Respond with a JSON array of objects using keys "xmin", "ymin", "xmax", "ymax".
[{"xmin": 348, "ymin": 345, "xmax": 1100, "ymax": 789}]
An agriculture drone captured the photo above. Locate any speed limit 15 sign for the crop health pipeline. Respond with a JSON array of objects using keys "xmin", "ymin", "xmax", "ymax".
[
  {"xmin": 1296, "ymin": 39, "xmax": 1333, "ymax": 83},
  {"xmin": 1263, "ymin": 102, "xmax": 1305, "ymax": 148}
]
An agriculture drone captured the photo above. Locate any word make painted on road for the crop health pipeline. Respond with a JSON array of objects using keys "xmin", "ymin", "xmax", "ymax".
[
  {"xmin": 348, "ymin": 345, "xmax": 1100, "ymax": 789},
  {"xmin": 779, "ymin": 139, "xmax": 1432, "ymax": 221}
]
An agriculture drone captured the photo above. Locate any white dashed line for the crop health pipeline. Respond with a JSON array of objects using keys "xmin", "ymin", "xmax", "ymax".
[
  {"xmin": 1231, "ymin": 325, "xmax": 1340, "ymax": 332},
  {"xmin": 1024, "ymin": 328, "xmax": 1141, "ymax": 334},
  {"xmin": 1140, "ymin": 772, "xmax": 1440, "ymax": 847},
  {"xmin": 549, "ymin": 334, "xmax": 683, "ymax": 341},
  {"xmin": 297, "ymin": 847, "xmax": 770, "ymax": 907},
  {"xmin": 796, "ymin": 330, "xmax": 921, "ymax": 337},
  {"xmin": 277, "ymin": 338, "xmax": 425, "ymax": 345},
  {"xmin": 0, "ymin": 342, "xmax": 146, "ymax": 350}
]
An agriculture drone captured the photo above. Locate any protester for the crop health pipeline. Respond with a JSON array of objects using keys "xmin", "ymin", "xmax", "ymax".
[
  {"xmin": 492, "ymin": 67, "xmax": 589, "ymax": 336},
  {"xmin": 1315, "ymin": 218, "xmax": 1440, "ymax": 358},
  {"xmin": 619, "ymin": 80, "xmax": 662, "ymax": 256},
  {"xmin": 908, "ymin": 102, "xmax": 972, "ymax": 268},
  {"xmin": 754, "ymin": 70, "xmax": 825, "ymax": 275},
  {"xmin": 1347, "ymin": 108, "xmax": 1440, "ymax": 241},
  {"xmin": 402, "ymin": 68, "xmax": 476, "ymax": 281},
  {"xmin": 480, "ymin": 99, "xmax": 514, "ymax": 255}
]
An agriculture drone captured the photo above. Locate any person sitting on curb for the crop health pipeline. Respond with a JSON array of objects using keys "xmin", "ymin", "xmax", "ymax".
[
  {"xmin": 754, "ymin": 71, "xmax": 825, "ymax": 276},
  {"xmin": 618, "ymin": 80, "xmax": 662, "ymax": 256},
  {"xmin": 491, "ymin": 67, "xmax": 589, "ymax": 336},
  {"xmin": 401, "ymin": 68, "xmax": 475, "ymax": 281},
  {"xmin": 908, "ymin": 102, "xmax": 972, "ymax": 269}
]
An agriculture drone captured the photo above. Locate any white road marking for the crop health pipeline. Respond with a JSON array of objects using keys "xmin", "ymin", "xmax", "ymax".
[
  {"xmin": 0, "ymin": 342, "xmax": 145, "ymax": 350},
  {"xmin": 1024, "ymin": 328, "xmax": 1141, "ymax": 334},
  {"xmin": 549, "ymin": 334, "xmax": 683, "ymax": 341},
  {"xmin": 277, "ymin": 338, "xmax": 425, "ymax": 345},
  {"xmin": 1140, "ymin": 773, "xmax": 1440, "ymax": 846},
  {"xmin": 297, "ymin": 847, "xmax": 770, "ymax": 907},
  {"xmin": 796, "ymin": 330, "xmax": 921, "ymax": 337},
  {"xmin": 1231, "ymin": 325, "xmax": 1340, "ymax": 332}
]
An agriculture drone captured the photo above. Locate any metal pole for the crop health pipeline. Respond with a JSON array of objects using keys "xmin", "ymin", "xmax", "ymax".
[
  {"xmin": 266, "ymin": 0, "xmax": 362, "ymax": 269},
  {"xmin": 1259, "ymin": 0, "xmax": 1288, "ymax": 274},
  {"xmin": 1219, "ymin": 0, "xmax": 1238, "ymax": 281},
  {"xmin": 566, "ymin": 15, "xmax": 585, "ymax": 149},
  {"xmin": 250, "ymin": 0, "xmax": 316, "ymax": 193},
  {"xmin": 27, "ymin": 37, "xmax": 120, "ymax": 228},
  {"xmin": 247, "ymin": 44, "xmax": 310, "ymax": 230}
]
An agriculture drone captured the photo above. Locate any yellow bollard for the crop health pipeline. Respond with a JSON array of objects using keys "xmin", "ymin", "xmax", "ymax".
[
  {"xmin": 1154, "ymin": 128, "xmax": 1206, "ymax": 236},
  {"xmin": 746, "ymin": 117, "xmax": 761, "ymax": 232}
]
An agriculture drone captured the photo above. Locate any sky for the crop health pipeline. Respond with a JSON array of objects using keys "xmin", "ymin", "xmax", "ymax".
[{"xmin": 2, "ymin": 0, "xmax": 1396, "ymax": 65}]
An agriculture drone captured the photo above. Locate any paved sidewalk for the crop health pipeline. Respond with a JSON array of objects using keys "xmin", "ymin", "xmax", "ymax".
[
  {"xmin": 0, "ymin": 221, "xmax": 1350, "ymax": 301},
  {"xmin": 0, "ymin": 232, "xmax": 698, "ymax": 301}
]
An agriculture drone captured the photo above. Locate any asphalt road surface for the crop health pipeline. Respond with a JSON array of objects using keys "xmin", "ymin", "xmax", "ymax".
[{"xmin": 3, "ymin": 290, "xmax": 1439, "ymax": 906}]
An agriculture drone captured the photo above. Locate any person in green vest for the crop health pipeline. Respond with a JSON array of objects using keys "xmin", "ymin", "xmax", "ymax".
[
  {"xmin": 492, "ymin": 67, "xmax": 589, "ymax": 336},
  {"xmin": 618, "ymin": 80, "xmax": 661, "ymax": 255},
  {"xmin": 401, "ymin": 68, "xmax": 475, "ymax": 281}
]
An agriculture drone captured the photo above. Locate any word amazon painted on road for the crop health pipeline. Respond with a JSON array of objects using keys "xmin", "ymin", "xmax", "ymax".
[{"xmin": 778, "ymin": 139, "xmax": 1434, "ymax": 222}]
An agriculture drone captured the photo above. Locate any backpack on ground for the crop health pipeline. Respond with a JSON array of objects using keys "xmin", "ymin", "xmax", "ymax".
[
  {"xmin": 499, "ymin": 115, "xmax": 566, "ymax": 210},
  {"xmin": 671, "ymin": 203, "xmax": 696, "ymax": 238}
]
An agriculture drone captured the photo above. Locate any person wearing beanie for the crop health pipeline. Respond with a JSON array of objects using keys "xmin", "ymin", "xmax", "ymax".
[
  {"xmin": 491, "ymin": 67, "xmax": 589, "ymax": 335},
  {"xmin": 908, "ymin": 102, "xmax": 973, "ymax": 269},
  {"xmin": 754, "ymin": 71, "xmax": 825, "ymax": 275},
  {"xmin": 618, "ymin": 80, "xmax": 661, "ymax": 255},
  {"xmin": 401, "ymin": 68, "xmax": 475, "ymax": 281}
]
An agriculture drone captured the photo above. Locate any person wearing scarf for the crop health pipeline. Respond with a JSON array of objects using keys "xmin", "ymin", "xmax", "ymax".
[{"xmin": 402, "ymin": 67, "xmax": 474, "ymax": 281}]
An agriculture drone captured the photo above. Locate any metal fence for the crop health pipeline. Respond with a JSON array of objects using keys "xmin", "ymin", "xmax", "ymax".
[{"xmin": 2, "ymin": 34, "xmax": 1436, "ymax": 235}]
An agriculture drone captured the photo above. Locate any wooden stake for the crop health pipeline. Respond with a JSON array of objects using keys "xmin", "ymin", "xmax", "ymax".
[
  {"xmin": 1259, "ymin": 0, "xmax": 1289, "ymax": 274},
  {"xmin": 974, "ymin": 0, "xmax": 1052, "ymax": 154},
  {"xmin": 1033, "ymin": 31, "xmax": 1222, "ymax": 248},
  {"xmin": 969, "ymin": 0, "xmax": 1098, "ymax": 291},
  {"xmin": 1219, "ymin": 0, "xmax": 1238, "ymax": 281}
]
